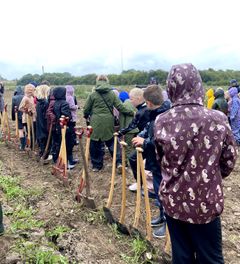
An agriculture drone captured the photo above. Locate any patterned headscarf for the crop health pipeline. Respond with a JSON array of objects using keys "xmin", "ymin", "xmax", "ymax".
[{"xmin": 167, "ymin": 63, "xmax": 204, "ymax": 107}]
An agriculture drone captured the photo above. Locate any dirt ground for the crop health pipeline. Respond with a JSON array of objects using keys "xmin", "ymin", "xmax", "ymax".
[{"xmin": 0, "ymin": 90, "xmax": 240, "ymax": 264}]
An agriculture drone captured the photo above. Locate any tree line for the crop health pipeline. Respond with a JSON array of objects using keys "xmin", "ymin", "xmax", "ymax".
[{"xmin": 16, "ymin": 68, "xmax": 240, "ymax": 86}]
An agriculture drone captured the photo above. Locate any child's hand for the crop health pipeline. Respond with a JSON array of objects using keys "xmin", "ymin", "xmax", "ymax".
[{"xmin": 132, "ymin": 136, "xmax": 144, "ymax": 147}]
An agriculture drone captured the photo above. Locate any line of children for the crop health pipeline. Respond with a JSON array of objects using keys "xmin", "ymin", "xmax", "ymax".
[{"xmin": 131, "ymin": 84, "xmax": 171, "ymax": 238}]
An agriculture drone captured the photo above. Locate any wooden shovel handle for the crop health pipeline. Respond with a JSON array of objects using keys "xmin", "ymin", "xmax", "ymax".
[
  {"xmin": 137, "ymin": 147, "xmax": 152, "ymax": 241},
  {"xmin": 119, "ymin": 141, "xmax": 128, "ymax": 224},
  {"xmin": 133, "ymin": 149, "xmax": 141, "ymax": 228},
  {"xmin": 106, "ymin": 133, "xmax": 118, "ymax": 208},
  {"xmin": 42, "ymin": 123, "xmax": 52, "ymax": 160},
  {"xmin": 79, "ymin": 136, "xmax": 91, "ymax": 196},
  {"xmin": 164, "ymin": 224, "xmax": 171, "ymax": 254}
]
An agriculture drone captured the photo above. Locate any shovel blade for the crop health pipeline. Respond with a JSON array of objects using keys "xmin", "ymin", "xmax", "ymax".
[
  {"xmin": 103, "ymin": 207, "xmax": 116, "ymax": 224},
  {"xmin": 115, "ymin": 221, "xmax": 130, "ymax": 235}
]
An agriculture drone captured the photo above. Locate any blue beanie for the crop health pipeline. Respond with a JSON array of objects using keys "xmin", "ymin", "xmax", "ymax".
[{"xmin": 119, "ymin": 91, "xmax": 129, "ymax": 102}]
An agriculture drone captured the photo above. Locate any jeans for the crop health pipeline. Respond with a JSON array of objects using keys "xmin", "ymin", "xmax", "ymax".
[{"xmin": 166, "ymin": 215, "xmax": 224, "ymax": 264}]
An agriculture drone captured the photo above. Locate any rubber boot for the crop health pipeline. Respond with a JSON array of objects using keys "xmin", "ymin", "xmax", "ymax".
[
  {"xmin": 0, "ymin": 203, "xmax": 4, "ymax": 235},
  {"xmin": 20, "ymin": 137, "xmax": 26, "ymax": 151}
]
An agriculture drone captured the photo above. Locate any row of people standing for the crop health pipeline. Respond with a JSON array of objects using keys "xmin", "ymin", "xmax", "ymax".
[
  {"xmin": 206, "ymin": 80, "xmax": 240, "ymax": 145},
  {"xmin": 11, "ymin": 83, "xmax": 79, "ymax": 169}
]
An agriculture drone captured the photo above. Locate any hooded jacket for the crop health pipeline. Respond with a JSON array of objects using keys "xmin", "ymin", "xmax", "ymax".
[
  {"xmin": 19, "ymin": 84, "xmax": 36, "ymax": 123},
  {"xmin": 12, "ymin": 86, "xmax": 24, "ymax": 121},
  {"xmin": 83, "ymin": 81, "xmax": 134, "ymax": 141},
  {"xmin": 53, "ymin": 87, "xmax": 71, "ymax": 122},
  {"xmin": 66, "ymin": 85, "xmax": 78, "ymax": 122},
  {"xmin": 228, "ymin": 87, "xmax": 240, "ymax": 144},
  {"xmin": 212, "ymin": 89, "xmax": 228, "ymax": 115},
  {"xmin": 154, "ymin": 63, "xmax": 238, "ymax": 224},
  {"xmin": 206, "ymin": 88, "xmax": 215, "ymax": 109}
]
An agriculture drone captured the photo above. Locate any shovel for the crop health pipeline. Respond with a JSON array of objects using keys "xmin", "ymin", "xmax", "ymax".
[
  {"xmin": 14, "ymin": 106, "xmax": 19, "ymax": 147},
  {"xmin": 52, "ymin": 116, "xmax": 68, "ymax": 186},
  {"xmin": 164, "ymin": 224, "xmax": 171, "ymax": 255},
  {"xmin": 40, "ymin": 123, "xmax": 53, "ymax": 163},
  {"xmin": 29, "ymin": 114, "xmax": 35, "ymax": 151},
  {"xmin": 75, "ymin": 126, "xmax": 96, "ymax": 209},
  {"xmin": 130, "ymin": 147, "xmax": 152, "ymax": 242},
  {"xmin": 114, "ymin": 140, "xmax": 130, "ymax": 235},
  {"xmin": 26, "ymin": 113, "xmax": 31, "ymax": 150},
  {"xmin": 103, "ymin": 132, "xmax": 118, "ymax": 224},
  {"xmin": 0, "ymin": 105, "xmax": 11, "ymax": 142},
  {"xmin": 75, "ymin": 126, "xmax": 93, "ymax": 199}
]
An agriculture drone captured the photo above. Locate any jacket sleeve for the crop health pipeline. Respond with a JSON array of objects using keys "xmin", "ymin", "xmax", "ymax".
[
  {"xmin": 83, "ymin": 94, "xmax": 93, "ymax": 119},
  {"xmin": 68, "ymin": 97, "xmax": 78, "ymax": 111},
  {"xmin": 219, "ymin": 122, "xmax": 238, "ymax": 178},
  {"xmin": 211, "ymin": 102, "xmax": 218, "ymax": 110},
  {"xmin": 119, "ymin": 111, "xmax": 140, "ymax": 135},
  {"xmin": 61, "ymin": 102, "xmax": 72, "ymax": 119}
]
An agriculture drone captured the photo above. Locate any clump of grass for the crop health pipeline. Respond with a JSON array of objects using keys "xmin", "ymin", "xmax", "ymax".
[
  {"xmin": 83, "ymin": 209, "xmax": 105, "ymax": 225},
  {"xmin": 46, "ymin": 225, "xmax": 71, "ymax": 243},
  {"xmin": 15, "ymin": 241, "xmax": 69, "ymax": 264},
  {"xmin": 10, "ymin": 204, "xmax": 44, "ymax": 233},
  {"xmin": 0, "ymin": 175, "xmax": 44, "ymax": 202},
  {"xmin": 120, "ymin": 237, "xmax": 154, "ymax": 264},
  {"xmin": 0, "ymin": 176, "xmax": 27, "ymax": 200}
]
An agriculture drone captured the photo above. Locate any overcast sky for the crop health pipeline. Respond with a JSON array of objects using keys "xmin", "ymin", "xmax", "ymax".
[{"xmin": 1, "ymin": 0, "xmax": 240, "ymax": 79}]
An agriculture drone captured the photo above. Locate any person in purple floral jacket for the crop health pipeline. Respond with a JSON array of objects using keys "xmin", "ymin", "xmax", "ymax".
[{"xmin": 154, "ymin": 63, "xmax": 238, "ymax": 264}]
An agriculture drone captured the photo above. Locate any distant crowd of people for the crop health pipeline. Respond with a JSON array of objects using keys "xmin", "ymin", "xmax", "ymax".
[{"xmin": 0, "ymin": 64, "xmax": 239, "ymax": 264}]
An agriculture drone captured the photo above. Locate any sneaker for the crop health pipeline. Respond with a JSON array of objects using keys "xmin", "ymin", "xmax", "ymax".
[
  {"xmin": 92, "ymin": 168, "xmax": 100, "ymax": 172},
  {"xmin": 117, "ymin": 164, "xmax": 123, "ymax": 174},
  {"xmin": 151, "ymin": 216, "xmax": 165, "ymax": 227},
  {"xmin": 128, "ymin": 182, "xmax": 137, "ymax": 192},
  {"xmin": 153, "ymin": 223, "xmax": 166, "ymax": 238},
  {"xmin": 46, "ymin": 154, "xmax": 53, "ymax": 161},
  {"xmin": 67, "ymin": 163, "xmax": 76, "ymax": 170}
]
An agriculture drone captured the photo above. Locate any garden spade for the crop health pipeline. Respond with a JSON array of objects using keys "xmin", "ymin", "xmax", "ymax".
[
  {"xmin": 164, "ymin": 224, "xmax": 171, "ymax": 255},
  {"xmin": 52, "ymin": 116, "xmax": 68, "ymax": 186},
  {"xmin": 0, "ymin": 104, "xmax": 11, "ymax": 142},
  {"xmin": 75, "ymin": 126, "xmax": 96, "ymax": 209},
  {"xmin": 130, "ymin": 147, "xmax": 152, "ymax": 242},
  {"xmin": 14, "ymin": 106, "xmax": 19, "ymax": 147},
  {"xmin": 75, "ymin": 126, "xmax": 93, "ymax": 199},
  {"xmin": 40, "ymin": 123, "xmax": 53, "ymax": 163},
  {"xmin": 103, "ymin": 132, "xmax": 118, "ymax": 224},
  {"xmin": 29, "ymin": 114, "xmax": 35, "ymax": 151},
  {"xmin": 114, "ymin": 140, "xmax": 130, "ymax": 235}
]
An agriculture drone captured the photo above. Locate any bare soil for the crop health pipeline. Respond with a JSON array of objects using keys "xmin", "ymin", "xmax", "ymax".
[{"xmin": 0, "ymin": 90, "xmax": 239, "ymax": 264}]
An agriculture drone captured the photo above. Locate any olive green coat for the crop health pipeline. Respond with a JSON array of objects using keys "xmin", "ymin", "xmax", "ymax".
[
  {"xmin": 119, "ymin": 99, "xmax": 139, "ymax": 134},
  {"xmin": 83, "ymin": 83, "xmax": 134, "ymax": 141}
]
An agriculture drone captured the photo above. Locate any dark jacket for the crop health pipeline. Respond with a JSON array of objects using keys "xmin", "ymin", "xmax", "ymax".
[
  {"xmin": 212, "ymin": 89, "xmax": 228, "ymax": 115},
  {"xmin": 119, "ymin": 102, "xmax": 150, "ymax": 135},
  {"xmin": 53, "ymin": 87, "xmax": 71, "ymax": 120},
  {"xmin": 139, "ymin": 101, "xmax": 171, "ymax": 174},
  {"xmin": 11, "ymin": 86, "xmax": 24, "ymax": 121},
  {"xmin": 36, "ymin": 98, "xmax": 49, "ymax": 140},
  {"xmin": 154, "ymin": 63, "xmax": 238, "ymax": 224},
  {"xmin": 53, "ymin": 87, "xmax": 71, "ymax": 133}
]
